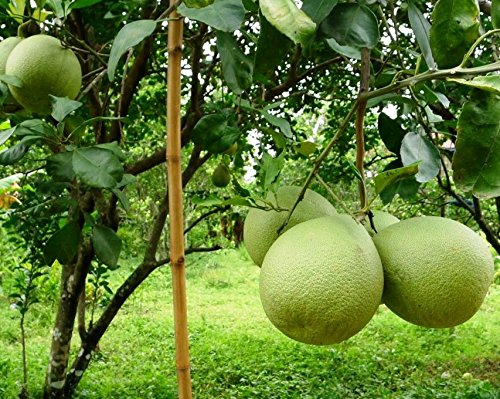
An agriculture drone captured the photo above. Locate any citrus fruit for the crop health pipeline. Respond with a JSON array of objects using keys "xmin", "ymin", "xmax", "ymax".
[
  {"xmin": 364, "ymin": 210, "xmax": 399, "ymax": 236},
  {"xmin": 0, "ymin": 36, "xmax": 22, "ymax": 106},
  {"xmin": 373, "ymin": 216, "xmax": 494, "ymax": 328},
  {"xmin": 260, "ymin": 214, "xmax": 384, "ymax": 345},
  {"xmin": 243, "ymin": 185, "xmax": 336, "ymax": 266},
  {"xmin": 211, "ymin": 164, "xmax": 231, "ymax": 187},
  {"xmin": 5, "ymin": 34, "xmax": 82, "ymax": 114}
]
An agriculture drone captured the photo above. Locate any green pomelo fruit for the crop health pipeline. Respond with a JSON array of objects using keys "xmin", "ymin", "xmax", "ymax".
[
  {"xmin": 373, "ymin": 216, "xmax": 494, "ymax": 328},
  {"xmin": 223, "ymin": 143, "xmax": 238, "ymax": 155},
  {"xmin": 211, "ymin": 164, "xmax": 230, "ymax": 187},
  {"xmin": 0, "ymin": 37, "xmax": 23, "ymax": 106},
  {"xmin": 243, "ymin": 186, "xmax": 337, "ymax": 266},
  {"xmin": 5, "ymin": 34, "xmax": 82, "ymax": 114},
  {"xmin": 364, "ymin": 210, "xmax": 399, "ymax": 236},
  {"xmin": 260, "ymin": 214, "xmax": 384, "ymax": 345}
]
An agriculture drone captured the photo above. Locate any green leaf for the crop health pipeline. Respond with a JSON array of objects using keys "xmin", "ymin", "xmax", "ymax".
[
  {"xmin": 50, "ymin": 96, "xmax": 83, "ymax": 122},
  {"xmin": 216, "ymin": 31, "xmax": 253, "ymax": 94},
  {"xmin": 429, "ymin": 0, "xmax": 480, "ymax": 69},
  {"xmin": 70, "ymin": 0, "xmax": 104, "ymax": 9},
  {"xmin": 294, "ymin": 141, "xmax": 317, "ymax": 157},
  {"xmin": 46, "ymin": 151, "xmax": 75, "ymax": 182},
  {"xmin": 0, "ymin": 173, "xmax": 21, "ymax": 194},
  {"xmin": 44, "ymin": 221, "xmax": 81, "ymax": 265},
  {"xmin": 0, "ymin": 126, "xmax": 16, "ymax": 146},
  {"xmin": 374, "ymin": 162, "xmax": 420, "ymax": 195},
  {"xmin": 261, "ymin": 152, "xmax": 284, "ymax": 189},
  {"xmin": 183, "ymin": 0, "xmax": 214, "ymax": 8},
  {"xmin": 302, "ymin": 0, "xmax": 338, "ymax": 24},
  {"xmin": 407, "ymin": 1, "xmax": 436, "ymax": 70},
  {"xmin": 178, "ymin": 0, "xmax": 245, "ymax": 32},
  {"xmin": 92, "ymin": 225, "xmax": 122, "ymax": 268},
  {"xmin": 0, "ymin": 134, "xmax": 40, "ymax": 165},
  {"xmin": 94, "ymin": 142, "xmax": 126, "ymax": 161},
  {"xmin": 107, "ymin": 19, "xmax": 157, "ymax": 81},
  {"xmin": 45, "ymin": 0, "xmax": 68, "ymax": 18},
  {"xmin": 452, "ymin": 91, "xmax": 500, "ymax": 198},
  {"xmin": 8, "ymin": 0, "xmax": 25, "ymax": 23},
  {"xmin": 191, "ymin": 113, "xmax": 241, "ymax": 153},
  {"xmin": 254, "ymin": 13, "xmax": 291, "ymax": 79},
  {"xmin": 448, "ymin": 75, "xmax": 500, "ymax": 96},
  {"xmin": 111, "ymin": 188, "xmax": 130, "ymax": 213},
  {"xmin": 326, "ymin": 38, "xmax": 361, "ymax": 59},
  {"xmin": 260, "ymin": 0, "xmax": 316, "ymax": 46},
  {"xmin": 400, "ymin": 132, "xmax": 441, "ymax": 183},
  {"xmin": 320, "ymin": 3, "xmax": 379, "ymax": 49},
  {"xmin": 72, "ymin": 147, "xmax": 124, "ymax": 188},
  {"xmin": 259, "ymin": 109, "xmax": 292, "ymax": 138},
  {"xmin": 493, "ymin": 0, "xmax": 500, "ymax": 29},
  {"xmin": 377, "ymin": 113, "xmax": 407, "ymax": 154},
  {"xmin": 0, "ymin": 74, "xmax": 23, "ymax": 87}
]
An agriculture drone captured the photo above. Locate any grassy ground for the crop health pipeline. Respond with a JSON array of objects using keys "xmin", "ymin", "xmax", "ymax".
[{"xmin": 1, "ymin": 248, "xmax": 499, "ymax": 398}]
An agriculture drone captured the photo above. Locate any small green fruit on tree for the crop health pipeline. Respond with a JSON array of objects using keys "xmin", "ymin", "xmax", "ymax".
[{"xmin": 211, "ymin": 164, "xmax": 231, "ymax": 187}]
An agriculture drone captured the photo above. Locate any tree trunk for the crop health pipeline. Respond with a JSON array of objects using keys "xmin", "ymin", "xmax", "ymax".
[{"xmin": 44, "ymin": 242, "xmax": 93, "ymax": 399}]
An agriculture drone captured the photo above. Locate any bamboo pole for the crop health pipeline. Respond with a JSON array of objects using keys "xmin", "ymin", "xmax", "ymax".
[{"xmin": 166, "ymin": 4, "xmax": 192, "ymax": 399}]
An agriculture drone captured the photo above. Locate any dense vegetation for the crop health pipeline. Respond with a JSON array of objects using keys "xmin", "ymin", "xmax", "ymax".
[{"xmin": 0, "ymin": 0, "xmax": 499, "ymax": 397}]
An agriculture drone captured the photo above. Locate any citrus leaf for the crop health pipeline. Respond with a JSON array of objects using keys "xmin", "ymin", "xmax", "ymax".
[
  {"xmin": 46, "ymin": 151, "xmax": 76, "ymax": 182},
  {"xmin": 261, "ymin": 152, "xmax": 284, "ymax": 189},
  {"xmin": 378, "ymin": 113, "xmax": 407, "ymax": 154},
  {"xmin": 448, "ymin": 75, "xmax": 500, "ymax": 96},
  {"xmin": 260, "ymin": 0, "xmax": 316, "ymax": 46},
  {"xmin": 216, "ymin": 31, "xmax": 253, "ymax": 94},
  {"xmin": 429, "ymin": 0, "xmax": 480, "ymax": 69},
  {"xmin": 92, "ymin": 225, "xmax": 122, "ymax": 268},
  {"xmin": 254, "ymin": 13, "xmax": 291, "ymax": 79},
  {"xmin": 107, "ymin": 19, "xmax": 157, "ymax": 81},
  {"xmin": 44, "ymin": 221, "xmax": 81, "ymax": 265},
  {"xmin": 183, "ymin": 0, "xmax": 214, "ymax": 8},
  {"xmin": 72, "ymin": 147, "xmax": 124, "ymax": 188},
  {"xmin": 326, "ymin": 38, "xmax": 361, "ymax": 59},
  {"xmin": 374, "ymin": 162, "xmax": 420, "ymax": 195},
  {"xmin": 407, "ymin": 1, "xmax": 436, "ymax": 69},
  {"xmin": 178, "ymin": 0, "xmax": 245, "ymax": 32},
  {"xmin": 0, "ymin": 74, "xmax": 23, "ymax": 87},
  {"xmin": 400, "ymin": 132, "xmax": 441, "ymax": 183},
  {"xmin": 0, "ymin": 126, "xmax": 15, "ymax": 146},
  {"xmin": 50, "ymin": 95, "xmax": 83, "ymax": 122},
  {"xmin": 452, "ymin": 91, "xmax": 500, "ymax": 198},
  {"xmin": 111, "ymin": 188, "xmax": 130, "ymax": 213},
  {"xmin": 320, "ymin": 3, "xmax": 379, "ymax": 49},
  {"xmin": 259, "ymin": 109, "xmax": 292, "ymax": 138},
  {"xmin": 301, "ymin": 0, "xmax": 338, "ymax": 24},
  {"xmin": 70, "ymin": 0, "xmax": 104, "ymax": 9},
  {"xmin": 294, "ymin": 141, "xmax": 317, "ymax": 157},
  {"xmin": 191, "ymin": 113, "xmax": 241, "ymax": 153}
]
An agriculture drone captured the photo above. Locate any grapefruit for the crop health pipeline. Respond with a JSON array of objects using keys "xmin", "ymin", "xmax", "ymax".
[
  {"xmin": 260, "ymin": 214, "xmax": 384, "ymax": 345},
  {"xmin": 373, "ymin": 216, "xmax": 494, "ymax": 328},
  {"xmin": 5, "ymin": 34, "xmax": 82, "ymax": 114},
  {"xmin": 0, "ymin": 36, "xmax": 22, "ymax": 106},
  {"xmin": 243, "ymin": 186, "xmax": 336, "ymax": 266}
]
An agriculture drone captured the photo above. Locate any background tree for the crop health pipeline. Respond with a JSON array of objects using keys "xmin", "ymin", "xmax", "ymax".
[{"xmin": 0, "ymin": 0, "xmax": 498, "ymax": 397}]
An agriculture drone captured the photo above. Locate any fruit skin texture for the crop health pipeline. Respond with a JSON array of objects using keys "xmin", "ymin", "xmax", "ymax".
[
  {"xmin": 5, "ymin": 34, "xmax": 82, "ymax": 114},
  {"xmin": 0, "ymin": 37, "xmax": 23, "ymax": 105},
  {"xmin": 373, "ymin": 216, "xmax": 494, "ymax": 328},
  {"xmin": 260, "ymin": 214, "xmax": 384, "ymax": 345},
  {"xmin": 211, "ymin": 164, "xmax": 231, "ymax": 187},
  {"xmin": 243, "ymin": 186, "xmax": 336, "ymax": 266},
  {"xmin": 364, "ymin": 210, "xmax": 399, "ymax": 236}
]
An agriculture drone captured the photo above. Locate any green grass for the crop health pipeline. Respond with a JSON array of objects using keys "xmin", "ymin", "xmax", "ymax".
[{"xmin": 1, "ymin": 248, "xmax": 499, "ymax": 398}]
